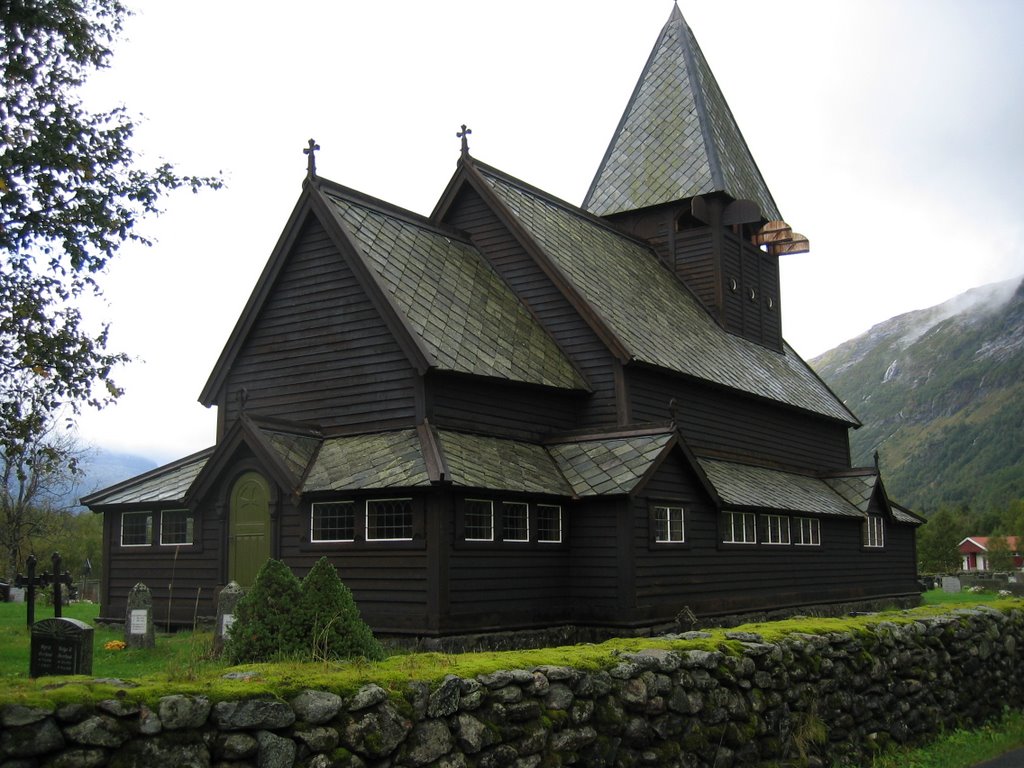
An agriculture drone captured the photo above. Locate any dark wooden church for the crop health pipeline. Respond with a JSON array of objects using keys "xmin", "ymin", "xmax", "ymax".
[{"xmin": 85, "ymin": 6, "xmax": 922, "ymax": 636}]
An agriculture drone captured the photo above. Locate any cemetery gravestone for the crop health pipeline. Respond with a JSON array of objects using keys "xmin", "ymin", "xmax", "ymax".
[
  {"xmin": 942, "ymin": 575, "xmax": 962, "ymax": 593},
  {"xmin": 30, "ymin": 617, "xmax": 94, "ymax": 677},
  {"xmin": 213, "ymin": 581, "xmax": 244, "ymax": 655},
  {"xmin": 124, "ymin": 582, "xmax": 156, "ymax": 649}
]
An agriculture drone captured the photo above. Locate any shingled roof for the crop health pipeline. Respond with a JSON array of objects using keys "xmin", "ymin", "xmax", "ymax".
[
  {"xmin": 583, "ymin": 4, "xmax": 780, "ymax": 220},
  {"xmin": 321, "ymin": 187, "xmax": 587, "ymax": 392},
  {"xmin": 475, "ymin": 164, "xmax": 854, "ymax": 424},
  {"xmin": 697, "ymin": 457, "xmax": 866, "ymax": 519}
]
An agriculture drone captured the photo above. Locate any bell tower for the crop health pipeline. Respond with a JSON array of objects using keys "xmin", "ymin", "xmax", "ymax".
[{"xmin": 583, "ymin": 4, "xmax": 807, "ymax": 351}]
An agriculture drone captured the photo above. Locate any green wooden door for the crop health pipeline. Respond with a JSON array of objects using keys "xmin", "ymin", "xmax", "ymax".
[{"xmin": 229, "ymin": 472, "xmax": 271, "ymax": 587}]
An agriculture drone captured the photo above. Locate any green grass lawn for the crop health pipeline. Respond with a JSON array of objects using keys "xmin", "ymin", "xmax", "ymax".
[
  {"xmin": 922, "ymin": 588, "xmax": 1003, "ymax": 606},
  {"xmin": 0, "ymin": 602, "xmax": 221, "ymax": 684}
]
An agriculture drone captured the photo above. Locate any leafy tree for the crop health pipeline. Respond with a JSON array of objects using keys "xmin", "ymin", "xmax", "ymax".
[
  {"xmin": 916, "ymin": 507, "xmax": 966, "ymax": 574},
  {"xmin": 985, "ymin": 535, "xmax": 1015, "ymax": 572},
  {"xmin": 1, "ymin": 1, "xmax": 220, "ymax": 512},
  {"xmin": 0, "ymin": 417, "xmax": 89, "ymax": 580},
  {"xmin": 298, "ymin": 556, "xmax": 383, "ymax": 662}
]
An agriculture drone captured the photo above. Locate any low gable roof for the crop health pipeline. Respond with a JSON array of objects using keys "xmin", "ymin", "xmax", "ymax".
[
  {"xmin": 697, "ymin": 458, "xmax": 865, "ymax": 518},
  {"xmin": 546, "ymin": 429, "xmax": 676, "ymax": 497},
  {"xmin": 465, "ymin": 161, "xmax": 855, "ymax": 425},
  {"xmin": 81, "ymin": 449, "xmax": 212, "ymax": 508}
]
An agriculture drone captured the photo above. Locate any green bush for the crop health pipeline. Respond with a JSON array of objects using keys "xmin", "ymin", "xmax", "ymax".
[
  {"xmin": 223, "ymin": 559, "xmax": 304, "ymax": 663},
  {"xmin": 224, "ymin": 557, "xmax": 383, "ymax": 664},
  {"xmin": 298, "ymin": 556, "xmax": 384, "ymax": 662}
]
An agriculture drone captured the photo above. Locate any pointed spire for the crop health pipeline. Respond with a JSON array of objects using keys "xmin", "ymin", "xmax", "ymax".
[{"xmin": 583, "ymin": 5, "xmax": 780, "ymax": 221}]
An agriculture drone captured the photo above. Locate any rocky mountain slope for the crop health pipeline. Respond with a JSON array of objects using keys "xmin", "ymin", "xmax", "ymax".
[{"xmin": 812, "ymin": 277, "xmax": 1024, "ymax": 514}]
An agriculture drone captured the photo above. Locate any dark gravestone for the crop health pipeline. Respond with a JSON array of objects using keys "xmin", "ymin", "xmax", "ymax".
[{"xmin": 30, "ymin": 617, "xmax": 94, "ymax": 677}]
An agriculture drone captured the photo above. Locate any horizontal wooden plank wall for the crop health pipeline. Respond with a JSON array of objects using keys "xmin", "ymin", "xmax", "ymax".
[
  {"xmin": 628, "ymin": 366, "xmax": 852, "ymax": 470},
  {"xmin": 443, "ymin": 187, "xmax": 619, "ymax": 427},
  {"xmin": 628, "ymin": 455, "xmax": 919, "ymax": 625},
  {"xmin": 222, "ymin": 217, "xmax": 418, "ymax": 432},
  {"xmin": 100, "ymin": 506, "xmax": 224, "ymax": 627},
  {"xmin": 277, "ymin": 495, "xmax": 431, "ymax": 634},
  {"xmin": 569, "ymin": 497, "xmax": 626, "ymax": 622},
  {"xmin": 429, "ymin": 373, "xmax": 581, "ymax": 441}
]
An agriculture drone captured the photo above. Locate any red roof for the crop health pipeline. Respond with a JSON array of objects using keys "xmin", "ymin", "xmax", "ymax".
[{"xmin": 959, "ymin": 536, "xmax": 1021, "ymax": 553}]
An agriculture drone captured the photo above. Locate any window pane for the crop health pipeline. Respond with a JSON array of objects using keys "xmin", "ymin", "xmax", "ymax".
[
  {"xmin": 121, "ymin": 512, "xmax": 152, "ymax": 546},
  {"xmin": 160, "ymin": 509, "xmax": 193, "ymax": 545},
  {"xmin": 766, "ymin": 514, "xmax": 789, "ymax": 545},
  {"xmin": 311, "ymin": 501, "xmax": 355, "ymax": 542},
  {"xmin": 465, "ymin": 499, "xmax": 494, "ymax": 541},
  {"xmin": 537, "ymin": 504, "xmax": 562, "ymax": 543},
  {"xmin": 723, "ymin": 511, "xmax": 756, "ymax": 544},
  {"xmin": 654, "ymin": 506, "xmax": 684, "ymax": 543},
  {"xmin": 502, "ymin": 502, "xmax": 529, "ymax": 541},
  {"xmin": 366, "ymin": 498, "xmax": 413, "ymax": 541}
]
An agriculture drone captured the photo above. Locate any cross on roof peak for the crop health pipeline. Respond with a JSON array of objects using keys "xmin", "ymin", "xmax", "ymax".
[
  {"xmin": 457, "ymin": 124, "xmax": 472, "ymax": 155},
  {"xmin": 304, "ymin": 138, "xmax": 320, "ymax": 178}
]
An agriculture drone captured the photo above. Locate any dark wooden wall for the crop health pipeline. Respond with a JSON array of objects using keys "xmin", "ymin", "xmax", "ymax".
[
  {"xmin": 628, "ymin": 366, "xmax": 852, "ymax": 470},
  {"xmin": 442, "ymin": 187, "xmax": 621, "ymax": 427},
  {"xmin": 428, "ymin": 372, "xmax": 581, "ymax": 442},
  {"xmin": 620, "ymin": 453, "xmax": 920, "ymax": 626},
  {"xmin": 219, "ymin": 216, "xmax": 419, "ymax": 436},
  {"xmin": 99, "ymin": 503, "xmax": 223, "ymax": 627}
]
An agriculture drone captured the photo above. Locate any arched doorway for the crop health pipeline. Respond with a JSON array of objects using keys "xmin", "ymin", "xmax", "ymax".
[{"xmin": 228, "ymin": 472, "xmax": 271, "ymax": 587}]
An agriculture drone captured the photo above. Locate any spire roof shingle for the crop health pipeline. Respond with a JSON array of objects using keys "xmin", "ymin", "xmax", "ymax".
[{"xmin": 583, "ymin": 4, "xmax": 780, "ymax": 220}]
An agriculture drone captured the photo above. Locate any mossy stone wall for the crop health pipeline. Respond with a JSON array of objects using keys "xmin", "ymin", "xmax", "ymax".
[{"xmin": 2, "ymin": 606, "xmax": 1022, "ymax": 767}]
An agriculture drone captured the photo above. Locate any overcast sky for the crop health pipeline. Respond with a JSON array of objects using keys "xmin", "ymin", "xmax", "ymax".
[{"xmin": 73, "ymin": 0, "xmax": 1024, "ymax": 465}]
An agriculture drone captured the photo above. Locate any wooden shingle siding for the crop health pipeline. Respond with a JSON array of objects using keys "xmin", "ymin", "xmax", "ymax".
[
  {"xmin": 443, "ymin": 188, "xmax": 619, "ymax": 426},
  {"xmin": 627, "ymin": 367, "xmax": 850, "ymax": 469},
  {"xmin": 429, "ymin": 373, "xmax": 580, "ymax": 440},
  {"xmin": 221, "ymin": 217, "xmax": 418, "ymax": 432}
]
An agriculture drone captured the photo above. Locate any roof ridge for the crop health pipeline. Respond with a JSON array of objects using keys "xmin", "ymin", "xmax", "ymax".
[{"xmin": 318, "ymin": 177, "xmax": 472, "ymax": 243}]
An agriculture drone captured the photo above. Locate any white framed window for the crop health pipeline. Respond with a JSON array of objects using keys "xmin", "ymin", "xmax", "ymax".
[
  {"xmin": 864, "ymin": 516, "xmax": 885, "ymax": 548},
  {"xmin": 160, "ymin": 509, "xmax": 194, "ymax": 545},
  {"xmin": 366, "ymin": 498, "xmax": 413, "ymax": 541},
  {"xmin": 764, "ymin": 514, "xmax": 790, "ymax": 545},
  {"xmin": 502, "ymin": 501, "xmax": 530, "ymax": 542},
  {"xmin": 537, "ymin": 504, "xmax": 562, "ymax": 543},
  {"xmin": 723, "ymin": 511, "xmax": 757, "ymax": 544},
  {"xmin": 121, "ymin": 512, "xmax": 153, "ymax": 547},
  {"xmin": 464, "ymin": 499, "xmax": 494, "ymax": 541},
  {"xmin": 794, "ymin": 517, "xmax": 821, "ymax": 546},
  {"xmin": 653, "ymin": 505, "xmax": 685, "ymax": 543},
  {"xmin": 311, "ymin": 501, "xmax": 356, "ymax": 542}
]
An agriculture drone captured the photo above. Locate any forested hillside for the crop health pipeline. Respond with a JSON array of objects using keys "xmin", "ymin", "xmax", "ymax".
[{"xmin": 812, "ymin": 277, "xmax": 1024, "ymax": 516}]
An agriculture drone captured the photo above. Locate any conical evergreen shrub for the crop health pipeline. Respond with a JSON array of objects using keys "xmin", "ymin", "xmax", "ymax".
[
  {"xmin": 298, "ymin": 556, "xmax": 384, "ymax": 661},
  {"xmin": 223, "ymin": 558, "xmax": 304, "ymax": 663}
]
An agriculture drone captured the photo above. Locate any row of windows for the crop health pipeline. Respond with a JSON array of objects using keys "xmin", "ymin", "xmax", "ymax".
[
  {"xmin": 120, "ymin": 503, "xmax": 884, "ymax": 550},
  {"xmin": 121, "ymin": 510, "xmax": 193, "ymax": 547},
  {"xmin": 463, "ymin": 499, "xmax": 562, "ymax": 543},
  {"xmin": 654, "ymin": 507, "xmax": 824, "ymax": 547}
]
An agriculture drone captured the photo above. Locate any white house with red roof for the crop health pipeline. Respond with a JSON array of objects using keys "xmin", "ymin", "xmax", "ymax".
[{"xmin": 958, "ymin": 536, "xmax": 1023, "ymax": 571}]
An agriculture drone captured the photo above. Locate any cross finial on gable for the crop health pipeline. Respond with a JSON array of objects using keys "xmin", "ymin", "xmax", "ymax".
[
  {"xmin": 304, "ymin": 138, "xmax": 320, "ymax": 178},
  {"xmin": 457, "ymin": 124, "xmax": 472, "ymax": 155}
]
